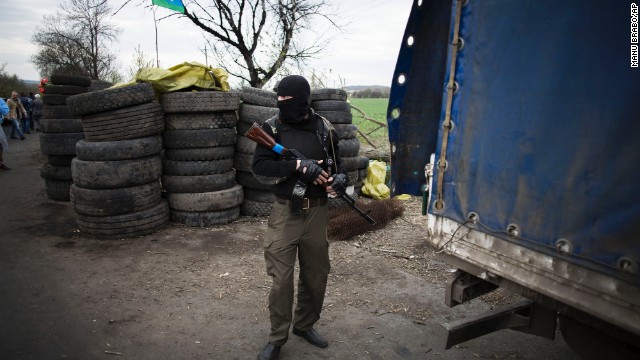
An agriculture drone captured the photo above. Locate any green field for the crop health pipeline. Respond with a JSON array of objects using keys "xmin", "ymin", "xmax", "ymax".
[{"xmin": 349, "ymin": 98, "xmax": 389, "ymax": 147}]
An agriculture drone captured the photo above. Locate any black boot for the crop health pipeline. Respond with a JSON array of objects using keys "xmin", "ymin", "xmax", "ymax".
[{"xmin": 257, "ymin": 343, "xmax": 281, "ymax": 360}]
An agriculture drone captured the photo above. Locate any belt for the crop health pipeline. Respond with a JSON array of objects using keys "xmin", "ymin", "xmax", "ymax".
[{"xmin": 275, "ymin": 197, "xmax": 327, "ymax": 209}]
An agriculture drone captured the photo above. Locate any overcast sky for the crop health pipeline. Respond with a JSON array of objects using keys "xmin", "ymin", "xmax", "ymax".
[{"xmin": 0, "ymin": 0, "xmax": 412, "ymax": 87}]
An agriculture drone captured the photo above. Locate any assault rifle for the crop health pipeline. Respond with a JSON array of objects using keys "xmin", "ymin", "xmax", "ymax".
[{"xmin": 245, "ymin": 122, "xmax": 376, "ymax": 225}]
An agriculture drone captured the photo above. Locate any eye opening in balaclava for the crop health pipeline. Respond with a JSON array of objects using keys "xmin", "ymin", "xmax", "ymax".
[{"xmin": 276, "ymin": 75, "xmax": 311, "ymax": 123}]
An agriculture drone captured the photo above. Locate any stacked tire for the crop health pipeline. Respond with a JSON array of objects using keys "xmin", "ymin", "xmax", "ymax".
[
  {"xmin": 66, "ymin": 82, "xmax": 168, "ymax": 239},
  {"xmin": 235, "ymin": 87, "xmax": 279, "ymax": 217},
  {"xmin": 311, "ymin": 89, "xmax": 369, "ymax": 205},
  {"xmin": 39, "ymin": 74, "xmax": 90, "ymax": 201},
  {"xmin": 161, "ymin": 91, "xmax": 243, "ymax": 227}
]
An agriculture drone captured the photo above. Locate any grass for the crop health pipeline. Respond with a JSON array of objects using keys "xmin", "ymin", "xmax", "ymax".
[{"xmin": 348, "ymin": 98, "xmax": 389, "ymax": 148}]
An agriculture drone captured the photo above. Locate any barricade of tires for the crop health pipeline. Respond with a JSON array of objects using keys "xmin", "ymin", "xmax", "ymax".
[
  {"xmin": 311, "ymin": 88, "xmax": 369, "ymax": 207},
  {"xmin": 160, "ymin": 91, "xmax": 243, "ymax": 227},
  {"xmin": 39, "ymin": 74, "xmax": 90, "ymax": 201},
  {"xmin": 235, "ymin": 87, "xmax": 278, "ymax": 216},
  {"xmin": 66, "ymin": 82, "xmax": 169, "ymax": 238}
]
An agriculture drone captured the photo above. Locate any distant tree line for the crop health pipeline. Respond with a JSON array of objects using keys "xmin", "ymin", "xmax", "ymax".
[
  {"xmin": 0, "ymin": 63, "xmax": 37, "ymax": 99},
  {"xmin": 350, "ymin": 87, "xmax": 390, "ymax": 98}
]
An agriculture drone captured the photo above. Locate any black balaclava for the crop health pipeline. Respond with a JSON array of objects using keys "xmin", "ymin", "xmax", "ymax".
[{"xmin": 276, "ymin": 75, "xmax": 311, "ymax": 124}]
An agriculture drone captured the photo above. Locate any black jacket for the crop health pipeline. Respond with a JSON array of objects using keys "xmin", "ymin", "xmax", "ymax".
[{"xmin": 251, "ymin": 111, "xmax": 347, "ymax": 199}]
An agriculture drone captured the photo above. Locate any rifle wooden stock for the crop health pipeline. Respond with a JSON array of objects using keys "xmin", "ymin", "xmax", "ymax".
[{"xmin": 245, "ymin": 122, "xmax": 284, "ymax": 155}]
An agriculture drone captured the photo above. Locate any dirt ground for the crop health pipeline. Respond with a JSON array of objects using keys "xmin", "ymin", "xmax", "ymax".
[{"xmin": 0, "ymin": 126, "xmax": 581, "ymax": 360}]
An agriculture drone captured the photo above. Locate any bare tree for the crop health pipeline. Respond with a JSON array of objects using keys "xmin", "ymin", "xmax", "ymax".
[
  {"xmin": 126, "ymin": 44, "xmax": 158, "ymax": 80},
  {"xmin": 170, "ymin": 0, "xmax": 338, "ymax": 88},
  {"xmin": 31, "ymin": 0, "xmax": 122, "ymax": 81}
]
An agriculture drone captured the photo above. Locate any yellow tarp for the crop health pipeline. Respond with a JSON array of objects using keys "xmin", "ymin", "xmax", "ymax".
[
  {"xmin": 116, "ymin": 61, "xmax": 230, "ymax": 93},
  {"xmin": 362, "ymin": 160, "xmax": 390, "ymax": 200}
]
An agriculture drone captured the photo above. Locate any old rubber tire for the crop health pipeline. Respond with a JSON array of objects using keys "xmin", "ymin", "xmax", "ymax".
[
  {"xmin": 71, "ymin": 155, "xmax": 162, "ymax": 189},
  {"xmin": 45, "ymin": 179, "xmax": 72, "ymax": 202},
  {"xmin": 47, "ymin": 155, "xmax": 75, "ymax": 167},
  {"xmin": 70, "ymin": 181, "xmax": 162, "ymax": 216},
  {"xmin": 236, "ymin": 121, "xmax": 252, "ymax": 135},
  {"xmin": 162, "ymin": 169, "xmax": 236, "ymax": 193},
  {"xmin": 233, "ymin": 152, "xmax": 253, "ymax": 172},
  {"xmin": 340, "ymin": 156, "xmax": 361, "ymax": 172},
  {"xmin": 41, "ymin": 163, "xmax": 72, "ymax": 181},
  {"xmin": 162, "ymin": 158, "xmax": 234, "ymax": 176},
  {"xmin": 45, "ymin": 85, "xmax": 88, "ymax": 95},
  {"xmin": 559, "ymin": 315, "xmax": 640, "ymax": 360},
  {"xmin": 161, "ymin": 91, "xmax": 240, "ymax": 113},
  {"xmin": 80, "ymin": 102, "xmax": 164, "ymax": 141},
  {"xmin": 317, "ymin": 111, "xmax": 353, "ymax": 124},
  {"xmin": 88, "ymin": 80, "xmax": 113, "ymax": 92},
  {"xmin": 163, "ymin": 128, "xmax": 236, "ymax": 149},
  {"xmin": 76, "ymin": 200, "xmax": 169, "ymax": 239},
  {"xmin": 42, "ymin": 105, "xmax": 79, "ymax": 119},
  {"xmin": 40, "ymin": 132, "xmax": 85, "ymax": 156},
  {"xmin": 163, "ymin": 146, "xmax": 235, "ymax": 161},
  {"xmin": 167, "ymin": 184, "xmax": 243, "ymax": 212},
  {"xmin": 240, "ymin": 199, "xmax": 273, "ymax": 217},
  {"xmin": 67, "ymin": 82, "xmax": 155, "ymax": 116},
  {"xmin": 243, "ymin": 188, "xmax": 275, "ymax": 202},
  {"xmin": 333, "ymin": 124, "xmax": 358, "ymax": 139},
  {"xmin": 235, "ymin": 135, "xmax": 256, "ymax": 154},
  {"xmin": 40, "ymin": 118, "xmax": 84, "ymax": 133},
  {"xmin": 241, "ymin": 86, "xmax": 277, "ymax": 107},
  {"xmin": 311, "ymin": 100, "xmax": 350, "ymax": 113},
  {"xmin": 238, "ymin": 104, "xmax": 279, "ymax": 124},
  {"xmin": 311, "ymin": 88, "xmax": 348, "ymax": 101},
  {"xmin": 339, "ymin": 138, "xmax": 360, "ymax": 157},
  {"xmin": 170, "ymin": 207, "xmax": 240, "ymax": 227},
  {"xmin": 75, "ymin": 135, "xmax": 163, "ymax": 161},
  {"xmin": 358, "ymin": 156, "xmax": 369, "ymax": 169},
  {"xmin": 236, "ymin": 171, "xmax": 272, "ymax": 191},
  {"xmin": 164, "ymin": 112, "xmax": 238, "ymax": 130},
  {"xmin": 43, "ymin": 94, "xmax": 70, "ymax": 105},
  {"xmin": 50, "ymin": 74, "xmax": 91, "ymax": 87}
]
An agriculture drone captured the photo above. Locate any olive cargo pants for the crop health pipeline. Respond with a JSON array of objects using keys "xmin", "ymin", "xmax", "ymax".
[{"xmin": 264, "ymin": 200, "xmax": 330, "ymax": 346}]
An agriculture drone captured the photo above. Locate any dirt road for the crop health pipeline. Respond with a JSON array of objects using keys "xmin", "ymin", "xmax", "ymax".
[{"xmin": 0, "ymin": 126, "xmax": 579, "ymax": 359}]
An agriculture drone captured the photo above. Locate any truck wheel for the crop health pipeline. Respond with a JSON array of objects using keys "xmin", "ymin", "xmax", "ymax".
[
  {"xmin": 40, "ymin": 132, "xmax": 85, "ymax": 156},
  {"xmin": 71, "ymin": 181, "xmax": 162, "ymax": 216},
  {"xmin": 71, "ymin": 155, "xmax": 162, "ymax": 189},
  {"xmin": 163, "ymin": 129, "xmax": 236, "ymax": 149},
  {"xmin": 170, "ymin": 207, "xmax": 240, "ymax": 226},
  {"xmin": 161, "ymin": 91, "xmax": 240, "ymax": 113},
  {"xmin": 241, "ymin": 86, "xmax": 277, "ymax": 107},
  {"xmin": 316, "ymin": 110, "xmax": 353, "ymax": 124},
  {"xmin": 239, "ymin": 103, "xmax": 279, "ymax": 124},
  {"xmin": 41, "ymin": 163, "xmax": 72, "ymax": 181},
  {"xmin": 40, "ymin": 118, "xmax": 84, "ymax": 133},
  {"xmin": 164, "ymin": 111, "xmax": 238, "ymax": 130},
  {"xmin": 338, "ymin": 138, "xmax": 360, "ymax": 157},
  {"xmin": 312, "ymin": 100, "xmax": 351, "ymax": 113},
  {"xmin": 167, "ymin": 185, "xmax": 243, "ymax": 212},
  {"xmin": 50, "ymin": 74, "xmax": 91, "ymax": 87},
  {"xmin": 75, "ymin": 135, "xmax": 163, "ymax": 161},
  {"xmin": 559, "ymin": 315, "xmax": 640, "ymax": 360},
  {"xmin": 67, "ymin": 82, "xmax": 155, "ymax": 116},
  {"xmin": 235, "ymin": 135, "xmax": 257, "ymax": 154},
  {"xmin": 45, "ymin": 179, "xmax": 72, "ymax": 201},
  {"xmin": 162, "ymin": 170, "xmax": 236, "ymax": 193},
  {"xmin": 333, "ymin": 124, "xmax": 358, "ymax": 139},
  {"xmin": 80, "ymin": 102, "xmax": 164, "ymax": 141},
  {"xmin": 164, "ymin": 146, "xmax": 235, "ymax": 161},
  {"xmin": 233, "ymin": 152, "xmax": 253, "ymax": 172},
  {"xmin": 311, "ymin": 88, "xmax": 348, "ymax": 101},
  {"xmin": 240, "ymin": 199, "xmax": 272, "ymax": 217},
  {"xmin": 77, "ymin": 201, "xmax": 169, "ymax": 239},
  {"xmin": 162, "ymin": 158, "xmax": 234, "ymax": 176}
]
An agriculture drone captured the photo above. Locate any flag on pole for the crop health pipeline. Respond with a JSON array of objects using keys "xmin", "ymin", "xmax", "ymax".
[{"xmin": 152, "ymin": 0, "xmax": 185, "ymax": 14}]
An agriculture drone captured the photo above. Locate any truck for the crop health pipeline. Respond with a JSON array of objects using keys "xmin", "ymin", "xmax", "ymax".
[{"xmin": 387, "ymin": 1, "xmax": 640, "ymax": 358}]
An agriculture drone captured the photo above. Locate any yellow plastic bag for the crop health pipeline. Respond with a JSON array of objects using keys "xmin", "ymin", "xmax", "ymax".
[
  {"xmin": 115, "ymin": 61, "xmax": 230, "ymax": 93},
  {"xmin": 362, "ymin": 160, "xmax": 390, "ymax": 199}
]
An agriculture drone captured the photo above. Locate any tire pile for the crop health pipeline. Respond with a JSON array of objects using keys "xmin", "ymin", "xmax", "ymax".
[
  {"xmin": 160, "ymin": 91, "xmax": 243, "ymax": 227},
  {"xmin": 39, "ymin": 74, "xmax": 90, "ymax": 201},
  {"xmin": 66, "ymin": 82, "xmax": 168, "ymax": 238},
  {"xmin": 311, "ymin": 88, "xmax": 369, "ymax": 205},
  {"xmin": 235, "ymin": 87, "xmax": 279, "ymax": 217}
]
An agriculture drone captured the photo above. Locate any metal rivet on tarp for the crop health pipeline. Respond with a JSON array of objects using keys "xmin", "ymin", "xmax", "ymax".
[
  {"xmin": 433, "ymin": 200, "xmax": 445, "ymax": 212},
  {"xmin": 506, "ymin": 224, "xmax": 520, "ymax": 237},
  {"xmin": 448, "ymin": 81, "xmax": 460, "ymax": 95},
  {"xmin": 454, "ymin": 37, "xmax": 465, "ymax": 51},
  {"xmin": 467, "ymin": 212, "xmax": 479, "ymax": 226},
  {"xmin": 555, "ymin": 238, "xmax": 573, "ymax": 255},
  {"xmin": 617, "ymin": 257, "xmax": 638, "ymax": 274}
]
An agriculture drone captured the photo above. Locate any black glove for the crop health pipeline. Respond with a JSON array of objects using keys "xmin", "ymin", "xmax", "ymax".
[
  {"xmin": 297, "ymin": 159, "xmax": 324, "ymax": 184},
  {"xmin": 330, "ymin": 173, "xmax": 348, "ymax": 196}
]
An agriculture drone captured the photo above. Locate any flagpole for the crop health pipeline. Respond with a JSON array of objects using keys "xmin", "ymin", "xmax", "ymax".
[{"xmin": 153, "ymin": 7, "xmax": 160, "ymax": 67}]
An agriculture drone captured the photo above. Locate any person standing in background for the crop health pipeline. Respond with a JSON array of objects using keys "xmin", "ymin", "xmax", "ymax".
[
  {"xmin": 32, "ymin": 94, "xmax": 43, "ymax": 132},
  {"xmin": 6, "ymin": 92, "xmax": 26, "ymax": 140},
  {"xmin": 19, "ymin": 92, "xmax": 32, "ymax": 134},
  {"xmin": 0, "ymin": 98, "xmax": 12, "ymax": 170}
]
